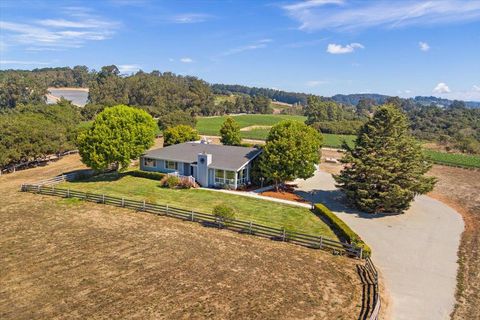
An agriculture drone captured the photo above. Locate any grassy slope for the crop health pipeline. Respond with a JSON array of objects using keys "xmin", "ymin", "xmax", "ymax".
[
  {"xmin": 196, "ymin": 114, "xmax": 355, "ymax": 147},
  {"xmin": 424, "ymin": 150, "xmax": 480, "ymax": 169},
  {"xmin": 61, "ymin": 174, "xmax": 338, "ymax": 239}
]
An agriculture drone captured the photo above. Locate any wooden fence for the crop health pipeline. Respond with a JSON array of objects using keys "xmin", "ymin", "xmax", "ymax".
[
  {"xmin": 365, "ymin": 256, "xmax": 381, "ymax": 320},
  {"xmin": 21, "ymin": 183, "xmax": 363, "ymax": 258}
]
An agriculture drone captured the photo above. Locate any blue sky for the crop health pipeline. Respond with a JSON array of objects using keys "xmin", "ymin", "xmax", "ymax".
[{"xmin": 1, "ymin": 0, "xmax": 480, "ymax": 100}]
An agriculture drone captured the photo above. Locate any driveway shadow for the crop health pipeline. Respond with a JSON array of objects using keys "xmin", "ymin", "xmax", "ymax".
[{"xmin": 295, "ymin": 189, "xmax": 401, "ymax": 220}]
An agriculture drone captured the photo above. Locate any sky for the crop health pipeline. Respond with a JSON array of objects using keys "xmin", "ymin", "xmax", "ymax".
[{"xmin": 1, "ymin": 0, "xmax": 480, "ymax": 100}]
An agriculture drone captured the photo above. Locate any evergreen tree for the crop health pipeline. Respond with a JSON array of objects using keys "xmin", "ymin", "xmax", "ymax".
[
  {"xmin": 334, "ymin": 105, "xmax": 436, "ymax": 214},
  {"xmin": 219, "ymin": 117, "xmax": 242, "ymax": 146},
  {"xmin": 77, "ymin": 105, "xmax": 157, "ymax": 171},
  {"xmin": 259, "ymin": 120, "xmax": 322, "ymax": 190}
]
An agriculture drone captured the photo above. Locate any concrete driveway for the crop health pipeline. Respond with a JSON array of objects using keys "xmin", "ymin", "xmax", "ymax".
[{"xmin": 294, "ymin": 169, "xmax": 464, "ymax": 320}]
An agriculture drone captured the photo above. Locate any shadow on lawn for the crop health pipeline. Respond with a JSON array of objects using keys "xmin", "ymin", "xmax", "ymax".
[{"xmin": 63, "ymin": 169, "xmax": 124, "ymax": 183}]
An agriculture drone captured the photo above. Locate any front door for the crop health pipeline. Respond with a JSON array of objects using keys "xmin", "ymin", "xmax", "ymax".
[{"xmin": 183, "ymin": 163, "xmax": 190, "ymax": 176}]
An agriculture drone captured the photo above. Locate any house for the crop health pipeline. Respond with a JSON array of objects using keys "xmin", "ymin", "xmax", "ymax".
[{"xmin": 140, "ymin": 142, "xmax": 262, "ymax": 189}]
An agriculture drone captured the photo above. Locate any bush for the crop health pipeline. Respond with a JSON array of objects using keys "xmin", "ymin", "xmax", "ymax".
[
  {"xmin": 213, "ymin": 204, "xmax": 236, "ymax": 222},
  {"xmin": 161, "ymin": 175, "xmax": 180, "ymax": 188},
  {"xmin": 313, "ymin": 203, "xmax": 371, "ymax": 257},
  {"xmin": 163, "ymin": 125, "xmax": 200, "ymax": 146},
  {"xmin": 127, "ymin": 170, "xmax": 165, "ymax": 180}
]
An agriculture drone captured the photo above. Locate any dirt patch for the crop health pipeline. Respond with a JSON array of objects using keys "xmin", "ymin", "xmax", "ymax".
[
  {"xmin": 0, "ymin": 155, "xmax": 363, "ymax": 320},
  {"xmin": 261, "ymin": 191, "xmax": 308, "ymax": 203},
  {"xmin": 240, "ymin": 125, "xmax": 272, "ymax": 132}
]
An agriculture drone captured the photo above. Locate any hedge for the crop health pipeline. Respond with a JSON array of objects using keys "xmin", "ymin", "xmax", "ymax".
[
  {"xmin": 313, "ymin": 203, "xmax": 371, "ymax": 257},
  {"xmin": 126, "ymin": 170, "xmax": 166, "ymax": 181}
]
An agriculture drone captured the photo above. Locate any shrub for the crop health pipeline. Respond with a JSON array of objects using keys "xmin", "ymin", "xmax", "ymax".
[
  {"xmin": 213, "ymin": 204, "xmax": 236, "ymax": 222},
  {"xmin": 161, "ymin": 175, "xmax": 180, "ymax": 188},
  {"xmin": 163, "ymin": 125, "xmax": 200, "ymax": 146},
  {"xmin": 177, "ymin": 177, "xmax": 196, "ymax": 189},
  {"xmin": 127, "ymin": 170, "xmax": 165, "ymax": 180},
  {"xmin": 313, "ymin": 203, "xmax": 371, "ymax": 257}
]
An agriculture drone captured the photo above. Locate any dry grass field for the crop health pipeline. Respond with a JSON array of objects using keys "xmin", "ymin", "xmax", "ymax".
[
  {"xmin": 0, "ymin": 155, "xmax": 364, "ymax": 320},
  {"xmin": 427, "ymin": 166, "xmax": 480, "ymax": 319}
]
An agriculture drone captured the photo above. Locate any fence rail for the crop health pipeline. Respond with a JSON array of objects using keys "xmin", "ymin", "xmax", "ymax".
[
  {"xmin": 365, "ymin": 256, "xmax": 381, "ymax": 320},
  {"xmin": 21, "ymin": 183, "xmax": 363, "ymax": 258}
]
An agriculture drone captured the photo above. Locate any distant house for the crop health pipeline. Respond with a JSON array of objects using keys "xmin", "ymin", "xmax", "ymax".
[{"xmin": 140, "ymin": 142, "xmax": 262, "ymax": 189}]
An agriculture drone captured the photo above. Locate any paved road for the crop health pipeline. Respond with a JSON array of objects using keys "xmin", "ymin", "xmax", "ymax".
[{"xmin": 294, "ymin": 169, "xmax": 464, "ymax": 320}]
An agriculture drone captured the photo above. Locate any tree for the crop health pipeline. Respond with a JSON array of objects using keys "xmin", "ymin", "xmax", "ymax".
[
  {"xmin": 163, "ymin": 125, "xmax": 200, "ymax": 146},
  {"xmin": 77, "ymin": 105, "xmax": 157, "ymax": 171},
  {"xmin": 220, "ymin": 117, "xmax": 242, "ymax": 146},
  {"xmin": 0, "ymin": 74, "xmax": 47, "ymax": 108},
  {"xmin": 158, "ymin": 110, "xmax": 196, "ymax": 130},
  {"xmin": 258, "ymin": 120, "xmax": 322, "ymax": 190},
  {"xmin": 305, "ymin": 96, "xmax": 346, "ymax": 124},
  {"xmin": 334, "ymin": 105, "xmax": 436, "ymax": 214}
]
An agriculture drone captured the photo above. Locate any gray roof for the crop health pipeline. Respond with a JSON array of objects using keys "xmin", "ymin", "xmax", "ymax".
[{"xmin": 143, "ymin": 142, "xmax": 262, "ymax": 171}]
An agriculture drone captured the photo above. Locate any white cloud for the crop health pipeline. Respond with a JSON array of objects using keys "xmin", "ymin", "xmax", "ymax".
[
  {"xmin": 0, "ymin": 60, "xmax": 51, "ymax": 66},
  {"xmin": 171, "ymin": 13, "xmax": 211, "ymax": 24},
  {"xmin": 419, "ymin": 41, "xmax": 430, "ymax": 51},
  {"xmin": 283, "ymin": 0, "xmax": 344, "ymax": 11},
  {"xmin": 433, "ymin": 82, "xmax": 451, "ymax": 94},
  {"xmin": 306, "ymin": 80, "xmax": 327, "ymax": 87},
  {"xmin": 326, "ymin": 42, "xmax": 364, "ymax": 54},
  {"xmin": 473, "ymin": 85, "xmax": 480, "ymax": 92},
  {"xmin": 219, "ymin": 39, "xmax": 272, "ymax": 57},
  {"xmin": 180, "ymin": 57, "xmax": 194, "ymax": 63},
  {"xmin": 283, "ymin": 0, "xmax": 480, "ymax": 31},
  {"xmin": 118, "ymin": 64, "xmax": 141, "ymax": 73},
  {"xmin": 0, "ymin": 9, "xmax": 118, "ymax": 50}
]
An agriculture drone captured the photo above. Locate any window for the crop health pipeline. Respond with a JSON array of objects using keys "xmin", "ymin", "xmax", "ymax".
[
  {"xmin": 215, "ymin": 169, "xmax": 236, "ymax": 186},
  {"xmin": 237, "ymin": 167, "xmax": 247, "ymax": 185},
  {"xmin": 165, "ymin": 161, "xmax": 177, "ymax": 170},
  {"xmin": 143, "ymin": 158, "xmax": 156, "ymax": 167},
  {"xmin": 225, "ymin": 171, "xmax": 235, "ymax": 184}
]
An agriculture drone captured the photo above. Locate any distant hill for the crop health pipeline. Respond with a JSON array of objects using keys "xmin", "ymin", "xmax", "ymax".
[
  {"xmin": 212, "ymin": 84, "xmax": 480, "ymax": 108},
  {"xmin": 330, "ymin": 94, "xmax": 390, "ymax": 106},
  {"xmin": 331, "ymin": 94, "xmax": 480, "ymax": 108},
  {"xmin": 412, "ymin": 96, "xmax": 480, "ymax": 108}
]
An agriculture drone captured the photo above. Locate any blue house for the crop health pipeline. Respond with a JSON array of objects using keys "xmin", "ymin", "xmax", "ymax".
[{"xmin": 140, "ymin": 142, "xmax": 262, "ymax": 189}]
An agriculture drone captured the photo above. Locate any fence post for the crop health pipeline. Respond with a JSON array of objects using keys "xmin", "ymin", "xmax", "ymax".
[
  {"xmin": 318, "ymin": 236, "xmax": 323, "ymax": 249},
  {"xmin": 143, "ymin": 200, "xmax": 146, "ymax": 211},
  {"xmin": 359, "ymin": 247, "xmax": 363, "ymax": 259},
  {"xmin": 282, "ymin": 228, "xmax": 286, "ymax": 242},
  {"xmin": 67, "ymin": 188, "xmax": 70, "ymax": 198},
  {"xmin": 121, "ymin": 197, "xmax": 125, "ymax": 207},
  {"xmin": 249, "ymin": 221, "xmax": 253, "ymax": 234},
  {"xmin": 52, "ymin": 185, "xmax": 55, "ymax": 194},
  {"xmin": 166, "ymin": 204, "xmax": 169, "ymax": 215},
  {"xmin": 191, "ymin": 211, "xmax": 194, "ymax": 221},
  {"xmin": 102, "ymin": 194, "xmax": 105, "ymax": 204},
  {"xmin": 85, "ymin": 192, "xmax": 88, "ymax": 201},
  {"xmin": 37, "ymin": 185, "xmax": 40, "ymax": 193}
]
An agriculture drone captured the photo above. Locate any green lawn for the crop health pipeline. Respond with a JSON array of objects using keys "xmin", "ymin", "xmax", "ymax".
[
  {"xmin": 196, "ymin": 114, "xmax": 354, "ymax": 148},
  {"xmin": 424, "ymin": 150, "xmax": 480, "ymax": 169},
  {"xmin": 196, "ymin": 114, "xmax": 306, "ymax": 136},
  {"xmin": 60, "ymin": 174, "xmax": 338, "ymax": 239}
]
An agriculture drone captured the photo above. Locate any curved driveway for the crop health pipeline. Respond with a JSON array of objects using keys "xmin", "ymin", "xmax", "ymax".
[{"xmin": 294, "ymin": 169, "xmax": 464, "ymax": 320}]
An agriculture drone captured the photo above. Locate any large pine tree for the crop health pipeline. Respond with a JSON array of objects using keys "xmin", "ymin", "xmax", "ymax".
[{"xmin": 334, "ymin": 105, "xmax": 436, "ymax": 214}]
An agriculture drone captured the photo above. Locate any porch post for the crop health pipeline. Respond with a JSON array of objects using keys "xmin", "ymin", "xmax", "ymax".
[{"xmin": 234, "ymin": 170, "xmax": 238, "ymax": 190}]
